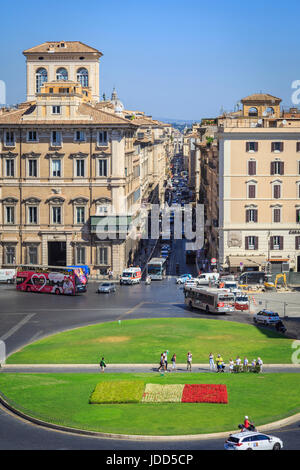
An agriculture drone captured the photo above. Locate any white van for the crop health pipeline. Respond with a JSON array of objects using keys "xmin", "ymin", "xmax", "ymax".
[
  {"xmin": 196, "ymin": 273, "xmax": 220, "ymax": 285},
  {"xmin": 120, "ymin": 267, "xmax": 142, "ymax": 285},
  {"xmin": 0, "ymin": 269, "xmax": 16, "ymax": 284}
]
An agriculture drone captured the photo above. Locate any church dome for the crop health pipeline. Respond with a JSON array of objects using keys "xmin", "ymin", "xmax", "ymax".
[{"xmin": 111, "ymin": 88, "xmax": 124, "ymax": 114}]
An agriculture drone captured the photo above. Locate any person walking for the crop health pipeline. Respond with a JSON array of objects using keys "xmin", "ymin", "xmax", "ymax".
[
  {"xmin": 171, "ymin": 353, "xmax": 176, "ymax": 372},
  {"xmin": 229, "ymin": 358, "xmax": 234, "ymax": 373},
  {"xmin": 164, "ymin": 350, "xmax": 168, "ymax": 371},
  {"xmin": 257, "ymin": 357, "xmax": 263, "ymax": 372},
  {"xmin": 243, "ymin": 357, "xmax": 249, "ymax": 372},
  {"xmin": 187, "ymin": 351, "xmax": 192, "ymax": 371},
  {"xmin": 158, "ymin": 353, "xmax": 164, "ymax": 372},
  {"xmin": 99, "ymin": 357, "xmax": 106, "ymax": 373},
  {"xmin": 209, "ymin": 352, "xmax": 215, "ymax": 371}
]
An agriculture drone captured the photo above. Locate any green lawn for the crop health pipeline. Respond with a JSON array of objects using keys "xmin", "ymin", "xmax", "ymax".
[
  {"xmin": 7, "ymin": 318, "xmax": 293, "ymax": 364},
  {"xmin": 0, "ymin": 373, "xmax": 299, "ymax": 435}
]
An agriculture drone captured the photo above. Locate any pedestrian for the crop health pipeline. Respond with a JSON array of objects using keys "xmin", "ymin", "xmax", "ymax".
[
  {"xmin": 243, "ymin": 357, "xmax": 249, "ymax": 372},
  {"xmin": 257, "ymin": 357, "xmax": 263, "ymax": 372},
  {"xmin": 229, "ymin": 358, "xmax": 234, "ymax": 373},
  {"xmin": 158, "ymin": 353, "xmax": 164, "ymax": 371},
  {"xmin": 171, "ymin": 353, "xmax": 176, "ymax": 372},
  {"xmin": 216, "ymin": 354, "xmax": 225, "ymax": 373},
  {"xmin": 209, "ymin": 352, "xmax": 215, "ymax": 371},
  {"xmin": 99, "ymin": 357, "xmax": 106, "ymax": 373},
  {"xmin": 164, "ymin": 350, "xmax": 168, "ymax": 371},
  {"xmin": 187, "ymin": 351, "xmax": 192, "ymax": 371}
]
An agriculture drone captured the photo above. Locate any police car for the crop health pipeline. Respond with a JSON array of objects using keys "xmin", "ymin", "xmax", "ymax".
[
  {"xmin": 253, "ymin": 310, "xmax": 280, "ymax": 326},
  {"xmin": 224, "ymin": 431, "xmax": 283, "ymax": 450}
]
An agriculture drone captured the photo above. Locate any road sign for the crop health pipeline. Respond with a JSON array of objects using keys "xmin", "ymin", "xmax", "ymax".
[{"xmin": 211, "ymin": 258, "xmax": 217, "ymax": 265}]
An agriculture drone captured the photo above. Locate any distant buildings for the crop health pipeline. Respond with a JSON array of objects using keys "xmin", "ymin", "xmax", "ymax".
[
  {"xmin": 0, "ymin": 41, "xmax": 173, "ymax": 276},
  {"xmin": 187, "ymin": 93, "xmax": 300, "ymax": 273}
]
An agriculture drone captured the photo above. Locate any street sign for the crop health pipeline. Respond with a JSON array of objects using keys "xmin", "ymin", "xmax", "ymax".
[{"xmin": 211, "ymin": 258, "xmax": 217, "ymax": 265}]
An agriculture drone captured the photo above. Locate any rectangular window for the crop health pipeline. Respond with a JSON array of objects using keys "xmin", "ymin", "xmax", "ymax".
[
  {"xmin": 296, "ymin": 209, "xmax": 300, "ymax": 224},
  {"xmin": 76, "ymin": 246, "xmax": 86, "ymax": 264},
  {"xmin": 52, "ymin": 159, "xmax": 61, "ymax": 177},
  {"xmin": 5, "ymin": 206, "xmax": 15, "ymax": 224},
  {"xmin": 246, "ymin": 142, "xmax": 258, "ymax": 152},
  {"xmin": 98, "ymin": 247, "xmax": 108, "ymax": 265},
  {"xmin": 52, "ymin": 206, "xmax": 62, "ymax": 224},
  {"xmin": 28, "ymin": 159, "xmax": 38, "ymax": 177},
  {"xmin": 273, "ymin": 208, "xmax": 281, "ymax": 223},
  {"xmin": 246, "ymin": 209, "xmax": 258, "ymax": 223},
  {"xmin": 51, "ymin": 131, "xmax": 62, "ymax": 146},
  {"xmin": 296, "ymin": 236, "xmax": 300, "ymax": 250},
  {"xmin": 4, "ymin": 131, "xmax": 15, "ymax": 146},
  {"xmin": 27, "ymin": 245, "xmax": 38, "ymax": 265},
  {"xmin": 273, "ymin": 184, "xmax": 281, "ymax": 199},
  {"xmin": 98, "ymin": 131, "xmax": 108, "ymax": 145},
  {"xmin": 52, "ymin": 106, "xmax": 61, "ymax": 114},
  {"xmin": 271, "ymin": 161, "xmax": 284, "ymax": 175},
  {"xmin": 5, "ymin": 245, "xmax": 15, "ymax": 265},
  {"xmin": 271, "ymin": 236, "xmax": 283, "ymax": 250},
  {"xmin": 248, "ymin": 185, "xmax": 256, "ymax": 198},
  {"xmin": 27, "ymin": 131, "xmax": 38, "ymax": 142},
  {"xmin": 98, "ymin": 159, "xmax": 108, "ymax": 177},
  {"xmin": 246, "ymin": 236, "xmax": 258, "ymax": 250},
  {"xmin": 248, "ymin": 160, "xmax": 256, "ymax": 175},
  {"xmin": 75, "ymin": 130, "xmax": 85, "ymax": 142},
  {"xmin": 76, "ymin": 206, "xmax": 85, "ymax": 224},
  {"xmin": 5, "ymin": 159, "xmax": 15, "ymax": 177},
  {"xmin": 28, "ymin": 206, "xmax": 38, "ymax": 225},
  {"xmin": 271, "ymin": 142, "xmax": 284, "ymax": 152},
  {"xmin": 76, "ymin": 159, "xmax": 85, "ymax": 177}
]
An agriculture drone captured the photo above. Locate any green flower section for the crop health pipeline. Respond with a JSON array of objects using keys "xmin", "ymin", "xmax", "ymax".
[
  {"xmin": 142, "ymin": 384, "xmax": 184, "ymax": 403},
  {"xmin": 89, "ymin": 380, "xmax": 144, "ymax": 404}
]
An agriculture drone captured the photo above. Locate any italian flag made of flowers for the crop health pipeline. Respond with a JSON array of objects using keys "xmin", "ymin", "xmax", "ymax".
[{"xmin": 90, "ymin": 382, "xmax": 228, "ymax": 404}]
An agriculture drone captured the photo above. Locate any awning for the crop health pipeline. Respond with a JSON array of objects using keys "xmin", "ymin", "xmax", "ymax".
[
  {"xmin": 268, "ymin": 258, "xmax": 289, "ymax": 263},
  {"xmin": 228, "ymin": 256, "xmax": 267, "ymax": 268}
]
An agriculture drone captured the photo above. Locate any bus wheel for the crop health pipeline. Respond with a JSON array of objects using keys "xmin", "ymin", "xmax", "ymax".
[
  {"xmin": 55, "ymin": 288, "xmax": 61, "ymax": 295},
  {"xmin": 26, "ymin": 286, "xmax": 31, "ymax": 293}
]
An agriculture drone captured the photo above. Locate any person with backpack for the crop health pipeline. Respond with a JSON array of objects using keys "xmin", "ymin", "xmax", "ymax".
[{"xmin": 100, "ymin": 357, "xmax": 106, "ymax": 373}]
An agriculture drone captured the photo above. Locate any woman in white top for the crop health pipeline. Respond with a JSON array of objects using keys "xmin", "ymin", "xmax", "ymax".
[
  {"xmin": 229, "ymin": 359, "xmax": 234, "ymax": 373},
  {"xmin": 209, "ymin": 353, "xmax": 215, "ymax": 371}
]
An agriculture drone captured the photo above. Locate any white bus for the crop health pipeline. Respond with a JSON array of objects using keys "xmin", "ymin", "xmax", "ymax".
[
  {"xmin": 184, "ymin": 286, "xmax": 235, "ymax": 313},
  {"xmin": 147, "ymin": 258, "xmax": 167, "ymax": 280}
]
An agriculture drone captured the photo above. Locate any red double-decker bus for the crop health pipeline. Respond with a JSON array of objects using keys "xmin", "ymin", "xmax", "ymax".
[{"xmin": 16, "ymin": 266, "xmax": 87, "ymax": 295}]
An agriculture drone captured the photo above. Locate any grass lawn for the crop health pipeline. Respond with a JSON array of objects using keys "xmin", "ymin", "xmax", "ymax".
[
  {"xmin": 7, "ymin": 318, "xmax": 294, "ymax": 364},
  {"xmin": 0, "ymin": 373, "xmax": 299, "ymax": 435}
]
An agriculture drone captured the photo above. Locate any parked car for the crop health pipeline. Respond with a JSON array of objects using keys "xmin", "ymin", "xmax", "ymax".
[
  {"xmin": 176, "ymin": 274, "xmax": 192, "ymax": 284},
  {"xmin": 97, "ymin": 282, "xmax": 116, "ymax": 293},
  {"xmin": 196, "ymin": 273, "xmax": 220, "ymax": 285},
  {"xmin": 253, "ymin": 310, "xmax": 280, "ymax": 325},
  {"xmin": 224, "ymin": 431, "xmax": 283, "ymax": 450},
  {"xmin": 0, "ymin": 269, "xmax": 16, "ymax": 284}
]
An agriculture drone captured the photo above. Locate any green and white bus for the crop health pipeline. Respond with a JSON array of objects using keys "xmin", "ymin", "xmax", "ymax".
[{"xmin": 147, "ymin": 257, "xmax": 167, "ymax": 280}]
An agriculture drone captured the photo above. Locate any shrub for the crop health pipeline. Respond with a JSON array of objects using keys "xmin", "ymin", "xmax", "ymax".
[{"xmin": 90, "ymin": 380, "xmax": 145, "ymax": 404}]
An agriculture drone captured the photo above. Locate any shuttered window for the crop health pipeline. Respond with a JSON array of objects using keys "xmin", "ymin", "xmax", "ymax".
[{"xmin": 248, "ymin": 160, "xmax": 256, "ymax": 175}]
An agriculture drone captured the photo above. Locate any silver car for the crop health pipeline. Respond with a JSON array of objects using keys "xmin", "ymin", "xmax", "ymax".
[
  {"xmin": 224, "ymin": 431, "xmax": 283, "ymax": 450},
  {"xmin": 97, "ymin": 282, "xmax": 116, "ymax": 294}
]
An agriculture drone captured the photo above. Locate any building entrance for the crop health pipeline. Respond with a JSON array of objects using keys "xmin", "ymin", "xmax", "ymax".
[{"xmin": 48, "ymin": 242, "xmax": 67, "ymax": 266}]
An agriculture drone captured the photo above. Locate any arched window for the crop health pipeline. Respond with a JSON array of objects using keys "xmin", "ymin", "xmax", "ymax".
[
  {"xmin": 77, "ymin": 68, "xmax": 89, "ymax": 87},
  {"xmin": 56, "ymin": 68, "xmax": 68, "ymax": 81},
  {"xmin": 36, "ymin": 68, "xmax": 48, "ymax": 93},
  {"xmin": 265, "ymin": 107, "xmax": 274, "ymax": 116},
  {"xmin": 248, "ymin": 107, "xmax": 258, "ymax": 117}
]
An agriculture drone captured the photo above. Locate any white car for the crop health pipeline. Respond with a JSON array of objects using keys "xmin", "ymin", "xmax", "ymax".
[
  {"xmin": 184, "ymin": 279, "xmax": 198, "ymax": 288},
  {"xmin": 224, "ymin": 431, "xmax": 283, "ymax": 450},
  {"xmin": 253, "ymin": 310, "xmax": 280, "ymax": 326}
]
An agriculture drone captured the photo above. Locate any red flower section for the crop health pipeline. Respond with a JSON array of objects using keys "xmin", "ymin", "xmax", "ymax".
[{"xmin": 181, "ymin": 384, "xmax": 228, "ymax": 404}]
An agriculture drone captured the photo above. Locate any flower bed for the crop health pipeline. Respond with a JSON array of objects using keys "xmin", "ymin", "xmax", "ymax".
[
  {"xmin": 89, "ymin": 380, "xmax": 145, "ymax": 404},
  {"xmin": 142, "ymin": 384, "xmax": 184, "ymax": 403},
  {"xmin": 181, "ymin": 384, "xmax": 228, "ymax": 404}
]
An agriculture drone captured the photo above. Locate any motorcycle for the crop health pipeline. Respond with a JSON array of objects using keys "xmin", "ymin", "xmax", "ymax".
[{"xmin": 238, "ymin": 423, "xmax": 257, "ymax": 432}]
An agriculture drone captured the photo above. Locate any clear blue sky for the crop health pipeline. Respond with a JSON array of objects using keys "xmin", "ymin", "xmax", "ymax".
[{"xmin": 0, "ymin": 0, "xmax": 299, "ymax": 120}]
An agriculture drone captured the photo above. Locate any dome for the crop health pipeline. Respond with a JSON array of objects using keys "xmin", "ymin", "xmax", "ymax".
[{"xmin": 111, "ymin": 88, "xmax": 124, "ymax": 114}]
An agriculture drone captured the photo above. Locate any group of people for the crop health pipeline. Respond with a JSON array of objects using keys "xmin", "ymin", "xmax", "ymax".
[
  {"xmin": 158, "ymin": 351, "xmax": 193, "ymax": 372},
  {"xmin": 209, "ymin": 353, "xmax": 263, "ymax": 373}
]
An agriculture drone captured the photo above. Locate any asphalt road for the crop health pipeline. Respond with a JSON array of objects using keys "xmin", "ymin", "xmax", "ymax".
[{"xmin": 0, "ymin": 239, "xmax": 300, "ymax": 450}]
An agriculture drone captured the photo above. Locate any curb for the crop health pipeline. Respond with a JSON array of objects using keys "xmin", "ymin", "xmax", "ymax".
[{"xmin": 0, "ymin": 392, "xmax": 299, "ymax": 441}]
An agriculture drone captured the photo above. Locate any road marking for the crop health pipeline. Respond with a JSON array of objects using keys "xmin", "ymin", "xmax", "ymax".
[
  {"xmin": 0, "ymin": 314, "xmax": 36, "ymax": 341},
  {"xmin": 117, "ymin": 302, "xmax": 145, "ymax": 321}
]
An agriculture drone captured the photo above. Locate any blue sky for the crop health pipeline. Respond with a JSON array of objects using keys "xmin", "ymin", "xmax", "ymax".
[{"xmin": 0, "ymin": 0, "xmax": 299, "ymax": 120}]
